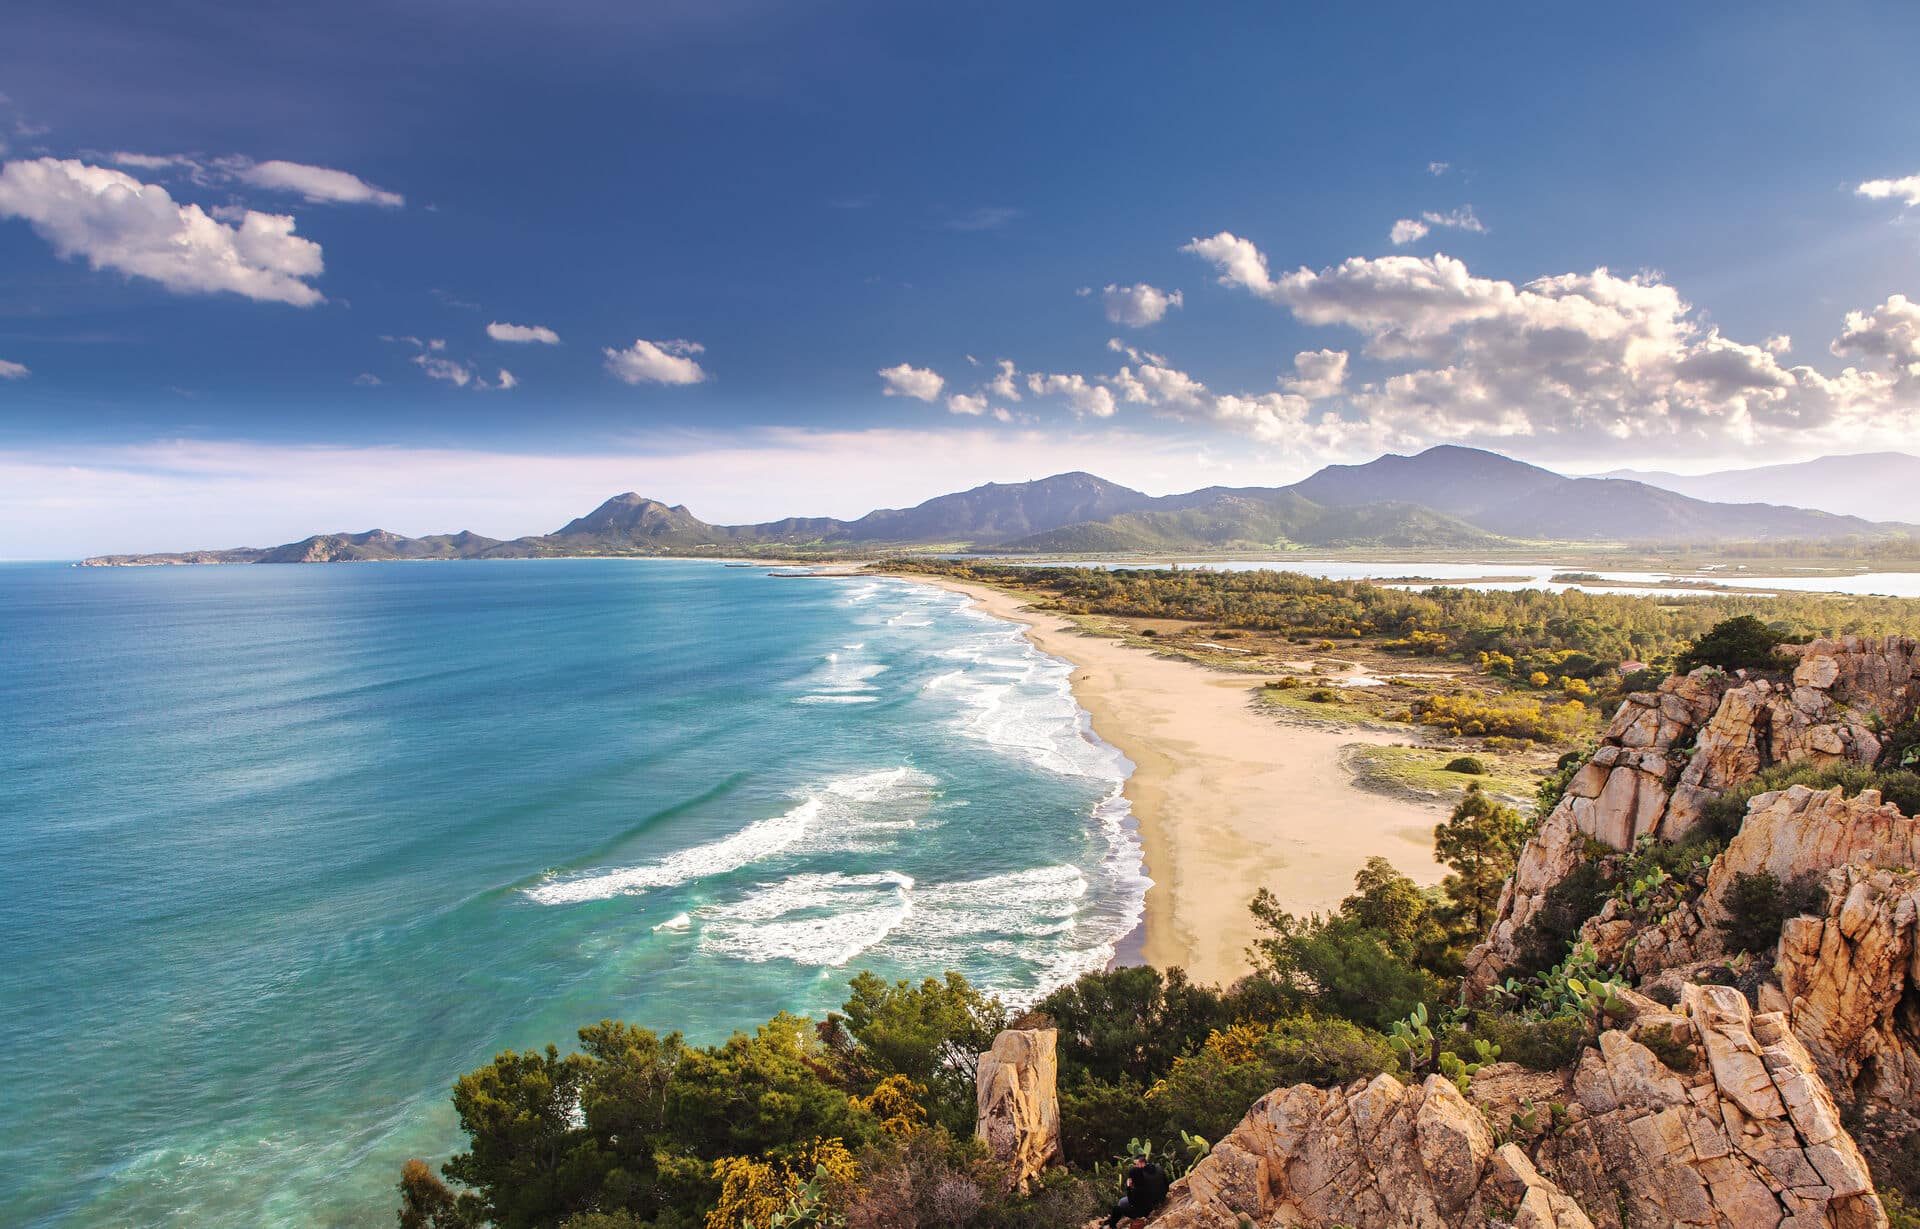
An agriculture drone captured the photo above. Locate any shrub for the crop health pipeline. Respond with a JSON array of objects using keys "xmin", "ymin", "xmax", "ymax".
[
  {"xmin": 1718, "ymin": 871, "xmax": 1823, "ymax": 956},
  {"xmin": 1510, "ymin": 861, "xmax": 1609, "ymax": 978},
  {"xmin": 1881, "ymin": 719, "xmax": 1920, "ymax": 773},
  {"xmin": 1041, "ymin": 966, "xmax": 1226, "ymax": 1088},
  {"xmin": 1464, "ymin": 1010, "xmax": 1584, "ymax": 1072},
  {"xmin": 1674, "ymin": 615, "xmax": 1787, "ymax": 675},
  {"xmin": 1305, "ymin": 688, "xmax": 1338, "ymax": 703},
  {"xmin": 1144, "ymin": 1017, "xmax": 1396, "ymax": 1142},
  {"xmin": 1408, "ymin": 692, "xmax": 1592, "ymax": 743},
  {"xmin": 1443, "ymin": 756, "xmax": 1487, "ymax": 775}
]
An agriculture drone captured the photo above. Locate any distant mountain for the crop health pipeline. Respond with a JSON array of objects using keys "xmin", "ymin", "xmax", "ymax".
[
  {"xmin": 79, "ymin": 446, "xmax": 1917, "ymax": 565},
  {"xmin": 1600, "ymin": 453, "xmax": 1920, "ymax": 524},
  {"xmin": 1288, "ymin": 445, "xmax": 1890, "ymax": 542},
  {"xmin": 999, "ymin": 491, "xmax": 1501, "ymax": 553}
]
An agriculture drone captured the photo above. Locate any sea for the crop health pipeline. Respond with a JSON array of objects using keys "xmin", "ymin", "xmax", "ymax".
[{"xmin": 0, "ymin": 559, "xmax": 1146, "ymax": 1228}]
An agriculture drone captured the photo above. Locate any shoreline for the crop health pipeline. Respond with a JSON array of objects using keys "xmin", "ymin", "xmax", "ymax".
[{"xmin": 890, "ymin": 572, "xmax": 1447, "ymax": 988}]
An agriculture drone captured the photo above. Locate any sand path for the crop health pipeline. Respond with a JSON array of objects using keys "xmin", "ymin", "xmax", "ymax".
[{"xmin": 898, "ymin": 574, "xmax": 1447, "ymax": 988}]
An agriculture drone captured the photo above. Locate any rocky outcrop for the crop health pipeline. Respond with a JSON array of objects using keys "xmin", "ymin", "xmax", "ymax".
[
  {"xmin": 1776, "ymin": 863, "xmax": 1920, "ymax": 1169},
  {"xmin": 975, "ymin": 1028, "xmax": 1061, "ymax": 1192},
  {"xmin": 1147, "ymin": 985, "xmax": 1886, "ymax": 1228},
  {"xmin": 1467, "ymin": 637, "xmax": 1918, "ymax": 991}
]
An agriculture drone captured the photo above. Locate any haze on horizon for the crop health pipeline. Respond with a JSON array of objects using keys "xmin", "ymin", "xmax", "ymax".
[{"xmin": 3, "ymin": 1, "xmax": 1920, "ymax": 558}]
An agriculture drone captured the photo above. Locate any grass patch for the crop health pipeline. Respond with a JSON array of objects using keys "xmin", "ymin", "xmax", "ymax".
[{"xmin": 1344, "ymin": 744, "xmax": 1539, "ymax": 805}]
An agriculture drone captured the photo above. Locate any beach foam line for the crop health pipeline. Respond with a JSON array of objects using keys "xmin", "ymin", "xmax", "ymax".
[{"xmin": 652, "ymin": 911, "xmax": 692, "ymax": 932}]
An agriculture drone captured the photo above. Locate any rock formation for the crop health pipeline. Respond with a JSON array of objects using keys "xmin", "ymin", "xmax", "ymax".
[
  {"xmin": 1147, "ymin": 985, "xmax": 1886, "ymax": 1228},
  {"xmin": 975, "ymin": 1027, "xmax": 1062, "ymax": 1193},
  {"xmin": 1467, "ymin": 636, "xmax": 1918, "ymax": 992}
]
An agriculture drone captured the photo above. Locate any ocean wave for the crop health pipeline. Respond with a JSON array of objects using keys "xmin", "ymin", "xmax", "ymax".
[
  {"xmin": 795, "ymin": 694, "xmax": 882, "ymax": 704},
  {"xmin": 653, "ymin": 912, "xmax": 692, "ymax": 932},
  {"xmin": 700, "ymin": 871, "xmax": 915, "ymax": 966},
  {"xmin": 522, "ymin": 767, "xmax": 936, "ymax": 905}
]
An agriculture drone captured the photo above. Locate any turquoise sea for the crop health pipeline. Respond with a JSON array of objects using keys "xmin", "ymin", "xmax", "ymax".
[{"xmin": 0, "ymin": 559, "xmax": 1144, "ymax": 1228}]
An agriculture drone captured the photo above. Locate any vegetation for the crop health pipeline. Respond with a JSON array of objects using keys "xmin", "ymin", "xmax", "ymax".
[
  {"xmin": 1672, "ymin": 614, "xmax": 1792, "ymax": 674},
  {"xmin": 1717, "ymin": 871, "xmax": 1822, "ymax": 956}
]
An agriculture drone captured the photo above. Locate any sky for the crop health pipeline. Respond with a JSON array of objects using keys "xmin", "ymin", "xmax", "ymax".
[{"xmin": 3, "ymin": 1, "xmax": 1920, "ymax": 556}]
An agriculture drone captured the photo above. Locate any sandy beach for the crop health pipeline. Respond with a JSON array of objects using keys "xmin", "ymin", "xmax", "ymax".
[{"xmin": 897, "ymin": 573, "xmax": 1447, "ymax": 988}]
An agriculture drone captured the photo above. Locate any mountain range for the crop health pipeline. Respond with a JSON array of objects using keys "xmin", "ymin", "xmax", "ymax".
[
  {"xmin": 79, "ymin": 446, "xmax": 1914, "ymax": 565},
  {"xmin": 1600, "ymin": 452, "xmax": 1920, "ymax": 524}
]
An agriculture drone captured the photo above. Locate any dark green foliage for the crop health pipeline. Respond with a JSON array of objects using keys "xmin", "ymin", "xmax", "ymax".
[
  {"xmin": 1511, "ymin": 861, "xmax": 1609, "ymax": 978},
  {"xmin": 1718, "ymin": 871, "xmax": 1823, "ymax": 956},
  {"xmin": 1620, "ymin": 668, "xmax": 1668, "ymax": 694},
  {"xmin": 1142, "ymin": 1018, "xmax": 1395, "ymax": 1144},
  {"xmin": 1467, "ymin": 1011, "xmax": 1585, "ymax": 1072},
  {"xmin": 1056, "ymin": 1076, "xmax": 1160, "ymax": 1166},
  {"xmin": 1248, "ymin": 897, "xmax": 1451, "ymax": 1032},
  {"xmin": 1434, "ymin": 785, "xmax": 1529, "ymax": 932},
  {"xmin": 1881, "ymin": 719, "xmax": 1920, "ymax": 773},
  {"xmin": 664, "ymin": 1013, "xmax": 876, "ymax": 1162},
  {"xmin": 1535, "ymin": 748, "xmax": 1591, "ymax": 818},
  {"xmin": 1304, "ymin": 687, "xmax": 1338, "ymax": 702},
  {"xmin": 1673, "ymin": 615, "xmax": 1787, "ymax": 674},
  {"xmin": 1443, "ymin": 755, "xmax": 1487, "ymax": 775},
  {"xmin": 1039, "ymin": 966, "xmax": 1226, "ymax": 1088},
  {"xmin": 1700, "ymin": 761, "xmax": 1920, "ymax": 840},
  {"xmin": 837, "ymin": 972, "xmax": 1007, "ymax": 1135}
]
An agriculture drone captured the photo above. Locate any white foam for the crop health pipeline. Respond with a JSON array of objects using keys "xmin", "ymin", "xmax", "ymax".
[
  {"xmin": 700, "ymin": 871, "xmax": 915, "ymax": 966},
  {"xmin": 524, "ymin": 768, "xmax": 938, "ymax": 905},
  {"xmin": 653, "ymin": 912, "xmax": 692, "ymax": 932},
  {"xmin": 795, "ymin": 694, "xmax": 882, "ymax": 704},
  {"xmin": 523, "ymin": 798, "xmax": 822, "ymax": 904}
]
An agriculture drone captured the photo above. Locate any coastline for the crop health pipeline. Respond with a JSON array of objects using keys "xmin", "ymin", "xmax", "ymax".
[{"xmin": 890, "ymin": 572, "xmax": 1448, "ymax": 989}]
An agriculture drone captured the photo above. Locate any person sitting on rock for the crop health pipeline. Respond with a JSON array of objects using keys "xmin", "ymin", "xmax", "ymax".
[{"xmin": 1102, "ymin": 1154, "xmax": 1169, "ymax": 1227}]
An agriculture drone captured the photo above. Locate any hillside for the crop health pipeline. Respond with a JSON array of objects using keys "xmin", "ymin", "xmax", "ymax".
[
  {"xmin": 79, "ymin": 446, "xmax": 1918, "ymax": 565},
  {"xmin": 1603, "ymin": 451, "xmax": 1920, "ymax": 524},
  {"xmin": 1288, "ymin": 444, "xmax": 1890, "ymax": 541}
]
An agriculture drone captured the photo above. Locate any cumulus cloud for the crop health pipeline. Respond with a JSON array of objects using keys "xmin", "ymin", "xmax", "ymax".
[
  {"xmin": 1283, "ymin": 349, "xmax": 1349, "ymax": 398},
  {"xmin": 1390, "ymin": 206, "xmax": 1485, "ymax": 246},
  {"xmin": 985, "ymin": 359, "xmax": 1023, "ymax": 401},
  {"xmin": 352, "ymin": 372, "xmax": 382, "ymax": 386},
  {"xmin": 1831, "ymin": 294, "xmax": 1920, "ymax": 368},
  {"xmin": 1857, "ymin": 175, "xmax": 1920, "ymax": 208},
  {"xmin": 0, "ymin": 158, "xmax": 325, "ymax": 306},
  {"xmin": 1101, "ymin": 283, "xmax": 1183, "ymax": 327},
  {"xmin": 487, "ymin": 321, "xmax": 561, "ymax": 344},
  {"xmin": 237, "ymin": 159, "xmax": 403, "ymax": 207},
  {"xmin": 496, "ymin": 369, "xmax": 518, "ymax": 390},
  {"xmin": 0, "ymin": 358, "xmax": 29, "ymax": 379},
  {"xmin": 946, "ymin": 392, "xmax": 989, "ymax": 416},
  {"xmin": 605, "ymin": 338, "xmax": 708, "ymax": 386},
  {"xmin": 1183, "ymin": 230, "xmax": 1920, "ymax": 450},
  {"xmin": 877, "ymin": 362, "xmax": 944, "ymax": 401},
  {"xmin": 1427, "ymin": 161, "xmax": 1451, "ymax": 176},
  {"xmin": 1026, "ymin": 372, "xmax": 1116, "ymax": 418}
]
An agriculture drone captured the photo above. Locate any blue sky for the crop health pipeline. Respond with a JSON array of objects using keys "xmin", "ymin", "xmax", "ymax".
[{"xmin": 3, "ymin": 1, "xmax": 1920, "ymax": 554}]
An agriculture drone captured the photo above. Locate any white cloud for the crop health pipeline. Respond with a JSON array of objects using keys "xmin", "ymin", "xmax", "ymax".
[
  {"xmin": 985, "ymin": 359, "xmax": 1023, "ymax": 401},
  {"xmin": 496, "ymin": 369, "xmax": 518, "ymax": 390},
  {"xmin": 941, "ymin": 206, "xmax": 1021, "ymax": 232},
  {"xmin": 1389, "ymin": 218, "xmax": 1429, "ymax": 245},
  {"xmin": 1856, "ymin": 175, "xmax": 1920, "ymax": 208},
  {"xmin": 605, "ymin": 338, "xmax": 708, "ymax": 385},
  {"xmin": 1391, "ymin": 206, "xmax": 1484, "ymax": 246},
  {"xmin": 946, "ymin": 392, "xmax": 989, "ymax": 416},
  {"xmin": 1427, "ymin": 161, "xmax": 1451, "ymax": 176},
  {"xmin": 1101, "ymin": 283, "xmax": 1183, "ymax": 327},
  {"xmin": 414, "ymin": 354, "xmax": 474, "ymax": 387},
  {"xmin": 1026, "ymin": 372, "xmax": 1116, "ymax": 418},
  {"xmin": 352, "ymin": 372, "xmax": 382, "ymax": 386},
  {"xmin": 1764, "ymin": 334, "xmax": 1792, "ymax": 355},
  {"xmin": 0, "ymin": 158, "xmax": 325, "ymax": 306},
  {"xmin": 235, "ymin": 159, "xmax": 404, "ymax": 207},
  {"xmin": 878, "ymin": 362, "xmax": 944, "ymax": 401},
  {"xmin": 1184, "ymin": 230, "xmax": 1920, "ymax": 453},
  {"xmin": 1831, "ymin": 294, "xmax": 1920, "ymax": 368},
  {"xmin": 487, "ymin": 321, "xmax": 561, "ymax": 344},
  {"xmin": 1282, "ymin": 349, "xmax": 1349, "ymax": 398},
  {"xmin": 0, "ymin": 358, "xmax": 29, "ymax": 380}
]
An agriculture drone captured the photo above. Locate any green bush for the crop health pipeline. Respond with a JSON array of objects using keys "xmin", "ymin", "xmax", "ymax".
[
  {"xmin": 1717, "ymin": 871, "xmax": 1823, "ymax": 956},
  {"xmin": 1464, "ymin": 1010, "xmax": 1584, "ymax": 1072},
  {"xmin": 1673, "ymin": 615, "xmax": 1787, "ymax": 675},
  {"xmin": 1510, "ymin": 861, "xmax": 1609, "ymax": 978},
  {"xmin": 1305, "ymin": 687, "xmax": 1338, "ymax": 703},
  {"xmin": 1443, "ymin": 756, "xmax": 1487, "ymax": 775},
  {"xmin": 1144, "ymin": 1017, "xmax": 1395, "ymax": 1143}
]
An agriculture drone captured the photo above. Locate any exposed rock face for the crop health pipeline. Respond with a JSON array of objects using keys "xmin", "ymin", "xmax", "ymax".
[
  {"xmin": 1467, "ymin": 637, "xmax": 1918, "ymax": 992},
  {"xmin": 1776, "ymin": 863, "xmax": 1920, "ymax": 1169},
  {"xmin": 1147, "ymin": 985, "xmax": 1886, "ymax": 1228},
  {"xmin": 975, "ymin": 1028, "xmax": 1061, "ymax": 1192}
]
